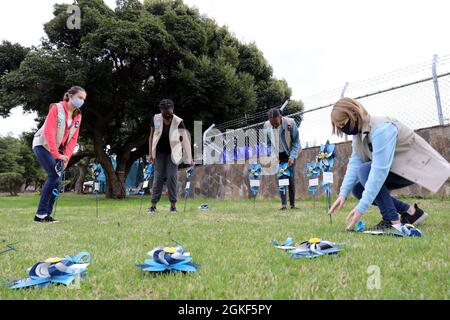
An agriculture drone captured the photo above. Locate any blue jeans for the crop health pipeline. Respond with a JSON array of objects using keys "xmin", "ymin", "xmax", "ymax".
[
  {"xmin": 33, "ymin": 146, "xmax": 61, "ymax": 216},
  {"xmin": 352, "ymin": 162, "xmax": 413, "ymax": 221}
]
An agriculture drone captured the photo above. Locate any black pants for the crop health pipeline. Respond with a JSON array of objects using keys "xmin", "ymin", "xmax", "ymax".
[
  {"xmin": 151, "ymin": 152, "xmax": 178, "ymax": 203},
  {"xmin": 278, "ymin": 152, "xmax": 296, "ymax": 207}
]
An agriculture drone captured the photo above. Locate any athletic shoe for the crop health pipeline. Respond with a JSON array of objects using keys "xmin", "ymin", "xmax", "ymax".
[
  {"xmin": 280, "ymin": 206, "xmax": 287, "ymax": 211},
  {"xmin": 367, "ymin": 220, "xmax": 393, "ymax": 231},
  {"xmin": 290, "ymin": 206, "xmax": 297, "ymax": 210},
  {"xmin": 400, "ymin": 204, "xmax": 428, "ymax": 225},
  {"xmin": 44, "ymin": 216, "xmax": 58, "ymax": 223},
  {"xmin": 148, "ymin": 206, "xmax": 157, "ymax": 214},
  {"xmin": 34, "ymin": 215, "xmax": 58, "ymax": 223},
  {"xmin": 170, "ymin": 206, "xmax": 177, "ymax": 213}
]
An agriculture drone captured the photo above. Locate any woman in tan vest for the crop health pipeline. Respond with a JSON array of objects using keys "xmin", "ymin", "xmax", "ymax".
[
  {"xmin": 148, "ymin": 99, "xmax": 193, "ymax": 213},
  {"xmin": 328, "ymin": 97, "xmax": 450, "ymax": 232},
  {"xmin": 32, "ymin": 86, "xmax": 86, "ymax": 223}
]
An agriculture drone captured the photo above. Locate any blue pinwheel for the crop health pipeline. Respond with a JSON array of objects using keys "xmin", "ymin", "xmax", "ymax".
[
  {"xmin": 289, "ymin": 238, "xmax": 346, "ymax": 259},
  {"xmin": 183, "ymin": 165, "xmax": 196, "ymax": 212},
  {"xmin": 272, "ymin": 237, "xmax": 296, "ymax": 250},
  {"xmin": 8, "ymin": 252, "xmax": 91, "ymax": 289},
  {"xmin": 136, "ymin": 243, "xmax": 198, "ymax": 273},
  {"xmin": 362, "ymin": 223, "xmax": 423, "ymax": 237},
  {"xmin": 317, "ymin": 140, "xmax": 336, "ymax": 172},
  {"xmin": 276, "ymin": 163, "xmax": 291, "ymax": 195},
  {"xmin": 51, "ymin": 160, "xmax": 65, "ymax": 217},
  {"xmin": 248, "ymin": 164, "xmax": 262, "ymax": 208},
  {"xmin": 317, "ymin": 140, "xmax": 337, "ymax": 221},
  {"xmin": 305, "ymin": 160, "xmax": 321, "ymax": 195}
]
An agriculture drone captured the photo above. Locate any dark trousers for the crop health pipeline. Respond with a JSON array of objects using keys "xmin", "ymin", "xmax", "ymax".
[
  {"xmin": 352, "ymin": 161, "xmax": 413, "ymax": 221},
  {"xmin": 33, "ymin": 146, "xmax": 60, "ymax": 216},
  {"xmin": 278, "ymin": 152, "xmax": 296, "ymax": 207},
  {"xmin": 151, "ymin": 152, "xmax": 178, "ymax": 204}
]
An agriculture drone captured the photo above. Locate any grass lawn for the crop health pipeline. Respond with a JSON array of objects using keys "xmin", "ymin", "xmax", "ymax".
[{"xmin": 0, "ymin": 193, "xmax": 448, "ymax": 300}]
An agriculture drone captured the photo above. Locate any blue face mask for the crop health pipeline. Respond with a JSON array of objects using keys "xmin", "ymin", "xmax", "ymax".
[{"xmin": 70, "ymin": 97, "xmax": 84, "ymax": 109}]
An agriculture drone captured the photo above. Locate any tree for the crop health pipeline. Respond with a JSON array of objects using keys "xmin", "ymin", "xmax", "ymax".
[{"xmin": 0, "ymin": 0, "xmax": 301, "ymax": 199}]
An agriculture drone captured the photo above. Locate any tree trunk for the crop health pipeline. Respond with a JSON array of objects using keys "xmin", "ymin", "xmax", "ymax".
[
  {"xmin": 94, "ymin": 129, "xmax": 127, "ymax": 199},
  {"xmin": 75, "ymin": 162, "xmax": 88, "ymax": 194}
]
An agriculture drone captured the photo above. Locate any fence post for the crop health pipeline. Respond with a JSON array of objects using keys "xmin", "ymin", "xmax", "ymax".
[
  {"xmin": 203, "ymin": 124, "xmax": 216, "ymax": 164},
  {"xmin": 432, "ymin": 54, "xmax": 444, "ymax": 126},
  {"xmin": 341, "ymin": 82, "xmax": 350, "ymax": 141},
  {"xmin": 341, "ymin": 82, "xmax": 349, "ymax": 98}
]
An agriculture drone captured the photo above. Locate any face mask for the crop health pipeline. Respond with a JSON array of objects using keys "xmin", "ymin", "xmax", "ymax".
[
  {"xmin": 341, "ymin": 119, "xmax": 359, "ymax": 135},
  {"xmin": 70, "ymin": 97, "xmax": 84, "ymax": 109}
]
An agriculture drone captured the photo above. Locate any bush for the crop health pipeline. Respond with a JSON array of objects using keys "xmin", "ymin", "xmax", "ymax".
[{"xmin": 0, "ymin": 172, "xmax": 24, "ymax": 196}]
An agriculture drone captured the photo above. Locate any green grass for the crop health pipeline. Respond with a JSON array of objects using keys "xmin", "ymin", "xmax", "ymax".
[{"xmin": 0, "ymin": 193, "xmax": 448, "ymax": 300}]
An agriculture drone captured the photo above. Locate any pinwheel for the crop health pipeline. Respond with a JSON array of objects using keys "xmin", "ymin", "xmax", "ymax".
[
  {"xmin": 183, "ymin": 165, "xmax": 196, "ymax": 212},
  {"xmin": 139, "ymin": 162, "xmax": 154, "ymax": 215},
  {"xmin": 8, "ymin": 252, "xmax": 91, "ymax": 289},
  {"xmin": 51, "ymin": 160, "xmax": 65, "ymax": 217},
  {"xmin": 272, "ymin": 237, "xmax": 296, "ymax": 250},
  {"xmin": 363, "ymin": 224, "xmax": 423, "ymax": 237},
  {"xmin": 89, "ymin": 163, "xmax": 102, "ymax": 218},
  {"xmin": 136, "ymin": 243, "xmax": 198, "ymax": 273},
  {"xmin": 198, "ymin": 204, "xmax": 209, "ymax": 211},
  {"xmin": 305, "ymin": 160, "xmax": 321, "ymax": 208},
  {"xmin": 276, "ymin": 163, "xmax": 291, "ymax": 196},
  {"xmin": 248, "ymin": 163, "xmax": 262, "ymax": 208},
  {"xmin": 317, "ymin": 140, "xmax": 336, "ymax": 172},
  {"xmin": 317, "ymin": 140, "xmax": 337, "ymax": 223},
  {"xmin": 289, "ymin": 238, "xmax": 346, "ymax": 259}
]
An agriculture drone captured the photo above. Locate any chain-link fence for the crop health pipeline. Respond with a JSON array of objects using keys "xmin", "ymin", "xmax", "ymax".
[{"xmin": 203, "ymin": 54, "xmax": 450, "ymax": 163}]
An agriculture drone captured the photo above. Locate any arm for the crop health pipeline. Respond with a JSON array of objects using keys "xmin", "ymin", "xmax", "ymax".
[
  {"xmin": 178, "ymin": 121, "xmax": 193, "ymax": 164},
  {"xmin": 148, "ymin": 117, "xmax": 155, "ymax": 162},
  {"xmin": 63, "ymin": 117, "xmax": 82, "ymax": 159},
  {"xmin": 263, "ymin": 123, "xmax": 271, "ymax": 157},
  {"xmin": 288, "ymin": 124, "xmax": 301, "ymax": 160},
  {"xmin": 356, "ymin": 123, "xmax": 398, "ymax": 214},
  {"xmin": 339, "ymin": 142, "xmax": 364, "ymax": 199},
  {"xmin": 43, "ymin": 104, "xmax": 62, "ymax": 159}
]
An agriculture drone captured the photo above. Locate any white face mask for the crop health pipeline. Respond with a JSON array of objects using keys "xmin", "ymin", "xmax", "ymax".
[{"xmin": 70, "ymin": 97, "xmax": 84, "ymax": 109}]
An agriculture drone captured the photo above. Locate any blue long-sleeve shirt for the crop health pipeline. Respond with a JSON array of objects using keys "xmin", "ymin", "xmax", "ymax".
[
  {"xmin": 264, "ymin": 118, "xmax": 301, "ymax": 159},
  {"xmin": 339, "ymin": 122, "xmax": 398, "ymax": 214}
]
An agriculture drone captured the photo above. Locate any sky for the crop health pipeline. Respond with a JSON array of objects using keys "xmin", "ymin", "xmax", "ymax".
[{"xmin": 1, "ymin": 0, "xmax": 450, "ymax": 139}]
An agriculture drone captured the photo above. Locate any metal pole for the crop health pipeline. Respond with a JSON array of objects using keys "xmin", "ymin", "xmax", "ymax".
[
  {"xmin": 432, "ymin": 55, "xmax": 444, "ymax": 126},
  {"xmin": 340, "ymin": 82, "xmax": 349, "ymax": 98},
  {"xmin": 203, "ymin": 124, "xmax": 215, "ymax": 165}
]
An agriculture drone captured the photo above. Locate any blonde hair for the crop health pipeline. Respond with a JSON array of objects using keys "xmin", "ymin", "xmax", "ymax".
[{"xmin": 331, "ymin": 97, "xmax": 368, "ymax": 136}]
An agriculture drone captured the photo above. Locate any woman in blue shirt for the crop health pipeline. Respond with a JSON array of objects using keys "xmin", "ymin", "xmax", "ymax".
[{"xmin": 327, "ymin": 98, "xmax": 450, "ymax": 231}]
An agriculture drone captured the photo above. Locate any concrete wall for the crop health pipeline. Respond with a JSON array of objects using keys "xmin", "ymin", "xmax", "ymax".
[{"xmin": 178, "ymin": 125, "xmax": 450, "ymax": 199}]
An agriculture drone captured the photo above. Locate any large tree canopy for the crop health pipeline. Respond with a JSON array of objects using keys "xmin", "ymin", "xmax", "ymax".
[{"xmin": 0, "ymin": 0, "xmax": 303, "ymax": 199}]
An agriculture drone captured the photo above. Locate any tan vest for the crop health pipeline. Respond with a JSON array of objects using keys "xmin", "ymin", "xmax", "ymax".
[
  {"xmin": 151, "ymin": 113, "xmax": 192, "ymax": 165},
  {"xmin": 353, "ymin": 115, "xmax": 450, "ymax": 193},
  {"xmin": 264, "ymin": 117, "xmax": 296, "ymax": 155},
  {"xmin": 32, "ymin": 103, "xmax": 78, "ymax": 152}
]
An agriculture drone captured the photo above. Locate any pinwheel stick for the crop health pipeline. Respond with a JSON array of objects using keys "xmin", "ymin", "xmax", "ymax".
[{"xmin": 183, "ymin": 193, "xmax": 188, "ymax": 212}]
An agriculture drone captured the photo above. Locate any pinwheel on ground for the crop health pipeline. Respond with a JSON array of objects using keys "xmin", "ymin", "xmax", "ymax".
[
  {"xmin": 8, "ymin": 252, "xmax": 91, "ymax": 289},
  {"xmin": 136, "ymin": 243, "xmax": 198, "ymax": 273}
]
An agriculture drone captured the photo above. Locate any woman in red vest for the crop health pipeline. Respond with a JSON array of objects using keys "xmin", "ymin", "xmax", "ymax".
[{"xmin": 32, "ymin": 86, "xmax": 86, "ymax": 223}]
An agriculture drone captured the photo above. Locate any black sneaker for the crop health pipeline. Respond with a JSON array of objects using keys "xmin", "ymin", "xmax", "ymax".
[
  {"xmin": 280, "ymin": 206, "xmax": 287, "ymax": 211},
  {"xmin": 400, "ymin": 204, "xmax": 428, "ymax": 225},
  {"xmin": 44, "ymin": 216, "xmax": 58, "ymax": 223},
  {"xmin": 34, "ymin": 216, "xmax": 46, "ymax": 223},
  {"xmin": 148, "ymin": 206, "xmax": 157, "ymax": 214},
  {"xmin": 290, "ymin": 206, "xmax": 297, "ymax": 210},
  {"xmin": 367, "ymin": 220, "xmax": 393, "ymax": 231},
  {"xmin": 34, "ymin": 215, "xmax": 58, "ymax": 223},
  {"xmin": 170, "ymin": 206, "xmax": 177, "ymax": 213}
]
